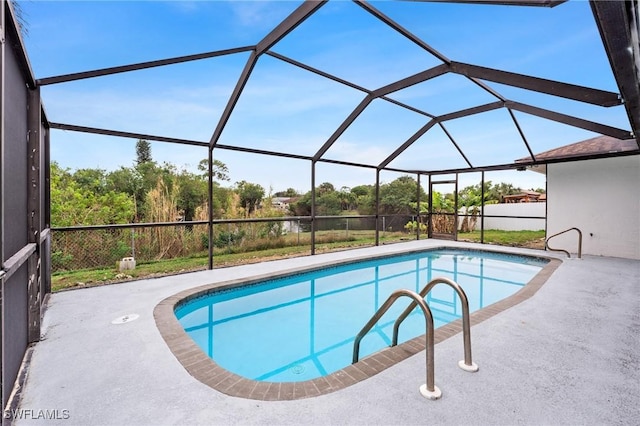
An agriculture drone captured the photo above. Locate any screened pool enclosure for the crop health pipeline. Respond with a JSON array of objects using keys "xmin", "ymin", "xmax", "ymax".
[{"xmin": 1, "ymin": 0, "xmax": 639, "ymax": 411}]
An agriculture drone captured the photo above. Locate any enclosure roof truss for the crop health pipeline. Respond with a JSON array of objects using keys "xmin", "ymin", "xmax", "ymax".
[{"xmin": 36, "ymin": 0, "xmax": 639, "ymax": 176}]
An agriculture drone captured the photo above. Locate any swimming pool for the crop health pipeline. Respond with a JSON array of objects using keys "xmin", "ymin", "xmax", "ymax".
[{"xmin": 173, "ymin": 248, "xmax": 549, "ymax": 385}]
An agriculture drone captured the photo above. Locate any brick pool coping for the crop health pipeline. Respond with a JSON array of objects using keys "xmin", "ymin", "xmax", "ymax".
[{"xmin": 154, "ymin": 248, "xmax": 561, "ymax": 401}]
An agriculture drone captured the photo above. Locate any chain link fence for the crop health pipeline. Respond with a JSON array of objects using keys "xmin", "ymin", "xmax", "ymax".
[
  {"xmin": 50, "ymin": 213, "xmax": 548, "ymax": 277},
  {"xmin": 51, "ymin": 223, "xmax": 210, "ymax": 272},
  {"xmin": 50, "ymin": 215, "xmax": 422, "ymax": 273},
  {"xmin": 50, "ymin": 219, "xmax": 315, "ymax": 272}
]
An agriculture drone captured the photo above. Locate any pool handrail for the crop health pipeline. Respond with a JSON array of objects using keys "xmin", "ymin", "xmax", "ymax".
[
  {"xmin": 352, "ymin": 288, "xmax": 441, "ymax": 400},
  {"xmin": 545, "ymin": 227, "xmax": 582, "ymax": 258},
  {"xmin": 392, "ymin": 277, "xmax": 478, "ymax": 373}
]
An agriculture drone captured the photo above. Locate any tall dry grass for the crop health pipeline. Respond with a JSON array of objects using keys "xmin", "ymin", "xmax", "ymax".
[{"xmin": 142, "ymin": 179, "xmax": 208, "ymax": 260}]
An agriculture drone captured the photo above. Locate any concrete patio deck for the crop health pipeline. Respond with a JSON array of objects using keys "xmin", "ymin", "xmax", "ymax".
[{"xmin": 9, "ymin": 240, "xmax": 640, "ymax": 425}]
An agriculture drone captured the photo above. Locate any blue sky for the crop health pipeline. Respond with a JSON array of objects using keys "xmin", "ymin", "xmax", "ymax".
[{"xmin": 19, "ymin": 0, "xmax": 630, "ymax": 193}]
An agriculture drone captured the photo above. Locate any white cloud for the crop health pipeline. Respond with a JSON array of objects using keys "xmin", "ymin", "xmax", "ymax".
[
  {"xmin": 228, "ymin": 1, "xmax": 302, "ymax": 29},
  {"xmin": 42, "ymin": 82, "xmax": 234, "ymax": 141},
  {"xmin": 322, "ymin": 140, "xmax": 390, "ymax": 166},
  {"xmin": 497, "ymin": 28, "xmax": 596, "ymax": 73}
]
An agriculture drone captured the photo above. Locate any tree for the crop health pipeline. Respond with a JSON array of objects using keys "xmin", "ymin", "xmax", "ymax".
[
  {"xmin": 73, "ymin": 168, "xmax": 108, "ymax": 196},
  {"xmin": 379, "ymin": 176, "xmax": 426, "ymax": 214},
  {"xmin": 458, "ymin": 183, "xmax": 484, "ymax": 209},
  {"xmin": 458, "ymin": 184, "xmax": 484, "ymax": 232},
  {"xmin": 107, "ymin": 167, "xmax": 142, "ymax": 199},
  {"xmin": 317, "ymin": 182, "xmax": 335, "ymax": 196},
  {"xmin": 135, "ymin": 139, "xmax": 152, "ymax": 165},
  {"xmin": 274, "ymin": 188, "xmax": 299, "ymax": 197},
  {"xmin": 198, "ymin": 158, "xmax": 230, "ymax": 182},
  {"xmin": 220, "ymin": 186, "xmax": 237, "ymax": 216},
  {"xmin": 51, "ymin": 163, "xmax": 135, "ymax": 226},
  {"xmin": 289, "ymin": 183, "xmax": 345, "ymax": 216},
  {"xmin": 316, "ymin": 191, "xmax": 342, "ymax": 215},
  {"xmin": 456, "ymin": 181, "xmax": 525, "ymax": 231},
  {"xmin": 289, "ymin": 191, "xmax": 312, "ymax": 216},
  {"xmin": 176, "ymin": 169, "xmax": 207, "ymax": 223},
  {"xmin": 490, "ymin": 182, "xmax": 521, "ymax": 203},
  {"xmin": 351, "ymin": 185, "xmax": 374, "ymax": 214},
  {"xmin": 107, "ymin": 163, "xmax": 153, "ymax": 220},
  {"xmin": 338, "ymin": 186, "xmax": 356, "ymax": 211},
  {"xmin": 236, "ymin": 180, "xmax": 265, "ymax": 216},
  {"xmin": 351, "ymin": 185, "xmax": 372, "ymax": 198}
]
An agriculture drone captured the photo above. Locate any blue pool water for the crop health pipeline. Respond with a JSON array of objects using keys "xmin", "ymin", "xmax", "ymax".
[{"xmin": 175, "ymin": 249, "xmax": 547, "ymax": 383}]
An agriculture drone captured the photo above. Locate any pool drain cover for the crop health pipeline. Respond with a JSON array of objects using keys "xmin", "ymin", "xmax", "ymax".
[
  {"xmin": 290, "ymin": 364, "xmax": 306, "ymax": 375},
  {"xmin": 111, "ymin": 314, "xmax": 140, "ymax": 324}
]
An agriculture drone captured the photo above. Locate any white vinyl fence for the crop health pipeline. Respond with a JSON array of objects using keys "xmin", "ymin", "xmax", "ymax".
[{"xmin": 460, "ymin": 203, "xmax": 546, "ymax": 231}]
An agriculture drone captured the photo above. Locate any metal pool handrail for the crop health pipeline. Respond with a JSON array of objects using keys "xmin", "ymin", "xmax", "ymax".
[
  {"xmin": 545, "ymin": 227, "xmax": 582, "ymax": 258},
  {"xmin": 352, "ymin": 288, "xmax": 442, "ymax": 400},
  {"xmin": 392, "ymin": 277, "xmax": 478, "ymax": 373}
]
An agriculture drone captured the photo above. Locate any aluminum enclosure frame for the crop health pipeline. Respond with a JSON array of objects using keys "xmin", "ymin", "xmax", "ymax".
[
  {"xmin": 2, "ymin": 0, "xmax": 639, "ymax": 411},
  {"xmin": 34, "ymin": 0, "xmax": 639, "ymax": 260},
  {"xmin": 1, "ymin": 0, "xmax": 50, "ymax": 412}
]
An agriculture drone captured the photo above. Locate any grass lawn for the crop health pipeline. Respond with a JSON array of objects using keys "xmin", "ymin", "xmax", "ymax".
[{"xmin": 458, "ymin": 229, "xmax": 546, "ymax": 248}]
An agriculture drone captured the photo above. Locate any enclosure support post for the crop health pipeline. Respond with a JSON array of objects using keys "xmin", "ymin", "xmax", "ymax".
[
  {"xmin": 454, "ymin": 173, "xmax": 459, "ymax": 241},
  {"xmin": 480, "ymin": 171, "xmax": 485, "ymax": 244},
  {"xmin": 207, "ymin": 148, "xmax": 214, "ymax": 269},
  {"xmin": 416, "ymin": 173, "xmax": 421, "ymax": 240},
  {"xmin": 27, "ymin": 86, "xmax": 42, "ymax": 343},
  {"xmin": 375, "ymin": 169, "xmax": 380, "ymax": 246},
  {"xmin": 130, "ymin": 229, "xmax": 135, "ymax": 258},
  {"xmin": 1, "ymin": 2, "xmax": 6, "ymax": 402},
  {"xmin": 311, "ymin": 160, "xmax": 316, "ymax": 255},
  {"xmin": 43, "ymin": 126, "xmax": 51, "ymax": 294},
  {"xmin": 427, "ymin": 174, "xmax": 432, "ymax": 238}
]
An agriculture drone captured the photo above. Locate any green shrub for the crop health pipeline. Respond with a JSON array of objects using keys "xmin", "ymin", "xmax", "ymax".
[
  {"xmin": 214, "ymin": 229, "xmax": 246, "ymax": 248},
  {"xmin": 51, "ymin": 251, "xmax": 74, "ymax": 271},
  {"xmin": 404, "ymin": 220, "xmax": 427, "ymax": 233}
]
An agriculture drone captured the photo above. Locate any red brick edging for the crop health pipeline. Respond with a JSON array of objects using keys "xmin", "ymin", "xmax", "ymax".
[{"xmin": 154, "ymin": 250, "xmax": 561, "ymax": 401}]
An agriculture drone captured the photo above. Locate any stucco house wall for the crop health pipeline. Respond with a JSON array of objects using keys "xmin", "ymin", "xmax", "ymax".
[{"xmin": 546, "ymin": 155, "xmax": 640, "ymax": 259}]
